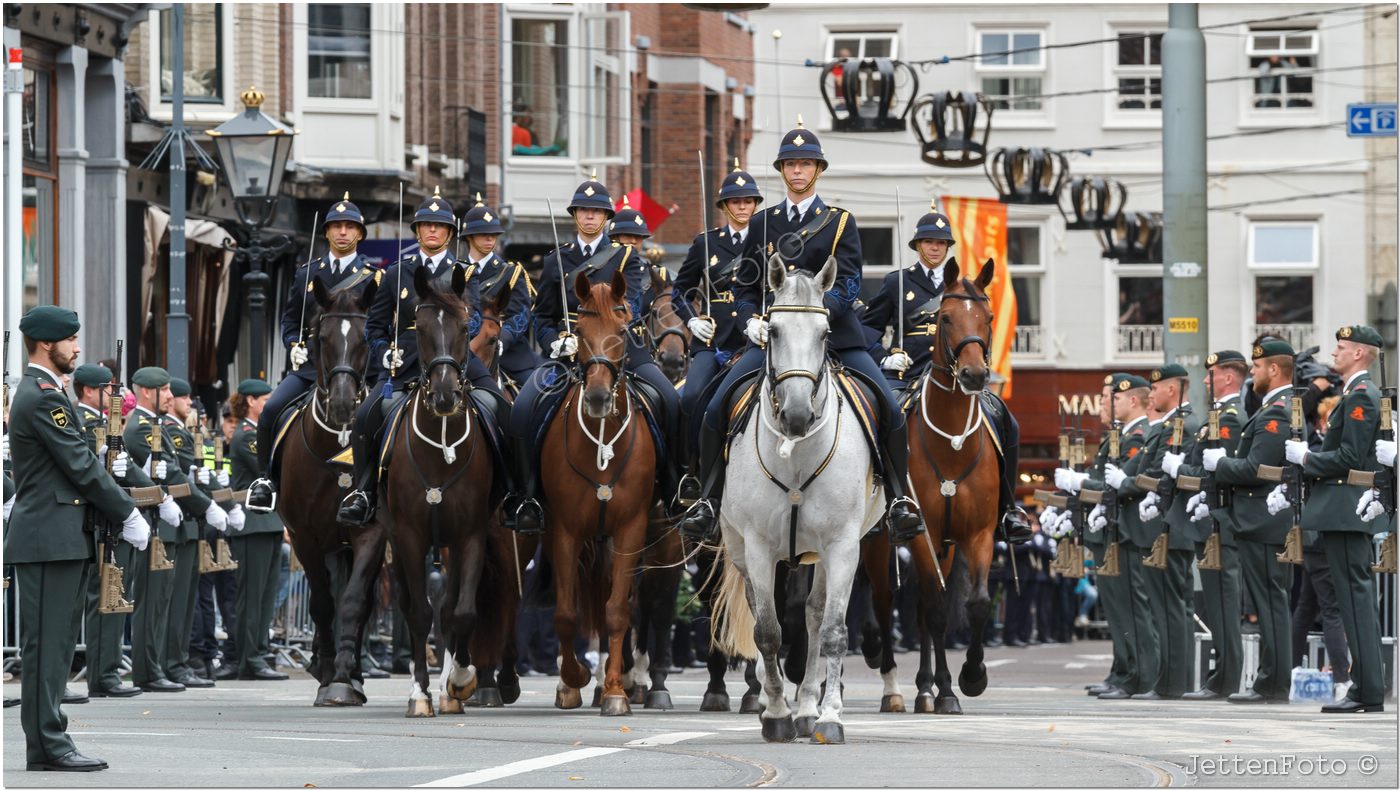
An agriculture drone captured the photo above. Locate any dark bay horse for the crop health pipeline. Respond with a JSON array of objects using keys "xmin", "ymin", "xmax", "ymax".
[
  {"xmin": 541, "ymin": 269, "xmax": 658, "ymax": 716},
  {"xmin": 275, "ymin": 274, "xmax": 384, "ymax": 707},
  {"xmin": 471, "ymin": 287, "xmax": 517, "ymax": 399},
  {"xmin": 644, "ymin": 266, "xmax": 690, "ymax": 384},
  {"xmin": 382, "ymin": 265, "xmax": 500, "ymax": 717},
  {"xmin": 863, "ymin": 258, "xmax": 1002, "ymax": 715}
]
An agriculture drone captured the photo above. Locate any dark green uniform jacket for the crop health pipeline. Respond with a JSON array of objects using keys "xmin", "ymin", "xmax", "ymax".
[
  {"xmin": 1213, "ymin": 385, "xmax": 1293, "ymax": 544},
  {"xmin": 1302, "ymin": 371, "xmax": 1383, "ymax": 535}
]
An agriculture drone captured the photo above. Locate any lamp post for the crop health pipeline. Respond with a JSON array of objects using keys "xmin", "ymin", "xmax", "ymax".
[{"xmin": 208, "ymin": 86, "xmax": 298, "ymax": 381}]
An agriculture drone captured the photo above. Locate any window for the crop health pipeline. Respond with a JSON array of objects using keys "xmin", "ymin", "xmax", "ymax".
[
  {"xmin": 1008, "ymin": 226, "xmax": 1044, "ymax": 355},
  {"xmin": 826, "ymin": 32, "xmax": 898, "ymax": 61},
  {"xmin": 1247, "ymin": 28, "xmax": 1317, "ymax": 109},
  {"xmin": 512, "ymin": 18, "xmax": 569, "ymax": 157},
  {"xmin": 308, "ymin": 5, "xmax": 372, "ymax": 100},
  {"xmin": 159, "ymin": 4, "xmax": 223, "ymax": 103},
  {"xmin": 1114, "ymin": 31, "xmax": 1162, "ymax": 110},
  {"xmin": 1248, "ymin": 221, "xmax": 1318, "ymax": 268},
  {"xmin": 1248, "ymin": 221, "xmax": 1317, "ymax": 347},
  {"xmin": 857, "ymin": 226, "xmax": 894, "ymax": 270},
  {"xmin": 583, "ymin": 13, "xmax": 627, "ymax": 162},
  {"xmin": 975, "ymin": 29, "xmax": 1044, "ymax": 112},
  {"xmin": 1117, "ymin": 276, "xmax": 1164, "ymax": 354},
  {"xmin": 22, "ymin": 174, "xmax": 54, "ymax": 312},
  {"xmin": 21, "ymin": 66, "xmax": 50, "ymax": 165}
]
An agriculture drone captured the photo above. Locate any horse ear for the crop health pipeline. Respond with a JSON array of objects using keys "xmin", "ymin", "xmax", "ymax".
[
  {"xmin": 649, "ymin": 264, "xmax": 666, "ymax": 293},
  {"xmin": 574, "ymin": 265, "xmax": 592, "ymax": 306},
  {"xmin": 357, "ymin": 275, "xmax": 380, "ymax": 312},
  {"xmin": 492, "ymin": 282, "xmax": 513, "ymax": 318},
  {"xmin": 943, "ymin": 257, "xmax": 961, "ymax": 288},
  {"xmin": 610, "ymin": 265, "xmax": 628, "ymax": 301},
  {"xmin": 766, "ymin": 251, "xmax": 786, "ymax": 294},
  {"xmin": 311, "ymin": 274, "xmax": 332, "ymax": 310},
  {"xmin": 977, "ymin": 259, "xmax": 996, "ymax": 290},
  {"xmin": 817, "ymin": 255, "xmax": 838, "ymax": 293},
  {"xmin": 413, "ymin": 261, "xmax": 431, "ymax": 299},
  {"xmin": 451, "ymin": 263, "xmax": 468, "ymax": 297}
]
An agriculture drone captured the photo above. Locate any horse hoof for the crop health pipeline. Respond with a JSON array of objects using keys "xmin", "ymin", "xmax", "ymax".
[
  {"xmin": 600, "ymin": 695, "xmax": 632, "ymax": 717},
  {"xmin": 323, "ymin": 682, "xmax": 365, "ymax": 707},
  {"xmin": 699, "ymin": 691, "xmax": 731, "ymax": 712},
  {"xmin": 314, "ymin": 685, "xmax": 331, "ymax": 707},
  {"xmin": 448, "ymin": 675, "xmax": 478, "ymax": 701},
  {"xmin": 740, "ymin": 693, "xmax": 765, "ymax": 714},
  {"xmin": 914, "ymin": 693, "xmax": 937, "ymax": 714},
  {"xmin": 880, "ymin": 694, "xmax": 906, "ymax": 713},
  {"xmin": 438, "ymin": 694, "xmax": 465, "ymax": 714},
  {"xmin": 405, "ymin": 698, "xmax": 434, "ymax": 718},
  {"xmin": 794, "ymin": 715, "xmax": 816, "ymax": 738},
  {"xmin": 500, "ymin": 681, "xmax": 521, "ymax": 705},
  {"xmin": 811, "ymin": 721, "xmax": 845, "ymax": 745},
  {"xmin": 349, "ymin": 678, "xmax": 366, "ymax": 701},
  {"xmin": 935, "ymin": 696, "xmax": 963, "ymax": 715},
  {"xmin": 555, "ymin": 687, "xmax": 583, "ymax": 710},
  {"xmin": 761, "ymin": 714, "xmax": 797, "ymax": 743},
  {"xmin": 645, "ymin": 690, "xmax": 673, "ymax": 710},
  {"xmin": 958, "ymin": 664, "xmax": 988, "ymax": 697},
  {"xmin": 476, "ymin": 687, "xmax": 504, "ymax": 708},
  {"xmin": 591, "ymin": 687, "xmax": 604, "ymax": 708},
  {"xmin": 629, "ymin": 684, "xmax": 647, "ymax": 705}
]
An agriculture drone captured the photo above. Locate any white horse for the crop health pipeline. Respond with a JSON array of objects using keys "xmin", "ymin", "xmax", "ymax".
[{"xmin": 713, "ymin": 254, "xmax": 884, "ymax": 744}]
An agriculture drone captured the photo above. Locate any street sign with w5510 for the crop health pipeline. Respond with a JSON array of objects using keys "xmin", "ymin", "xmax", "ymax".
[{"xmin": 1347, "ymin": 103, "xmax": 1397, "ymax": 137}]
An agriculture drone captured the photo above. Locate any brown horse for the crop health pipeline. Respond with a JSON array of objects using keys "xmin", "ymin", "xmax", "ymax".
[
  {"xmin": 382, "ymin": 264, "xmax": 500, "ymax": 717},
  {"xmin": 471, "ymin": 287, "xmax": 517, "ymax": 398},
  {"xmin": 275, "ymin": 274, "xmax": 386, "ymax": 707},
  {"xmin": 645, "ymin": 265, "xmax": 690, "ymax": 384},
  {"xmin": 862, "ymin": 258, "xmax": 1002, "ymax": 715},
  {"xmin": 541, "ymin": 268, "xmax": 658, "ymax": 716}
]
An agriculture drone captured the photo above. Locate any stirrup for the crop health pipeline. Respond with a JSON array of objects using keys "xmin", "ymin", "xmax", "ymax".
[
  {"xmin": 246, "ymin": 478, "xmax": 276, "ymax": 513},
  {"xmin": 336, "ymin": 490, "xmax": 374, "ymax": 527},
  {"xmin": 679, "ymin": 499, "xmax": 719, "ymax": 543},
  {"xmin": 886, "ymin": 496, "xmax": 926, "ymax": 543},
  {"xmin": 1002, "ymin": 506, "xmax": 1034, "ymax": 544},
  {"xmin": 674, "ymin": 473, "xmax": 702, "ymax": 510},
  {"xmin": 511, "ymin": 498, "xmax": 544, "ymax": 536}
]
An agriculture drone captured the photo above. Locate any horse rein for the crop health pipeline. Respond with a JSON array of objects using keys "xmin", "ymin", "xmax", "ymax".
[
  {"xmin": 307, "ymin": 309, "xmax": 370, "ymax": 450},
  {"xmin": 763, "ymin": 304, "xmax": 832, "ymax": 416},
  {"xmin": 574, "ymin": 303, "xmax": 630, "ymax": 414},
  {"xmin": 414, "ymin": 302, "xmax": 471, "ymax": 396},
  {"xmin": 926, "ymin": 289, "xmax": 993, "ymax": 395}
]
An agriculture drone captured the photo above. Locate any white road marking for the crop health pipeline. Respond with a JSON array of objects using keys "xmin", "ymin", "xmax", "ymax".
[
  {"xmin": 1065, "ymin": 662, "xmax": 1088, "ymax": 669},
  {"xmin": 255, "ymin": 736, "xmax": 364, "ymax": 743},
  {"xmin": 624, "ymin": 731, "xmax": 713, "ymax": 747},
  {"xmin": 79, "ymin": 731, "xmax": 181, "ymax": 737},
  {"xmin": 414, "ymin": 747, "xmax": 623, "ymax": 788},
  {"xmin": 984, "ymin": 659, "xmax": 1016, "ymax": 668}
]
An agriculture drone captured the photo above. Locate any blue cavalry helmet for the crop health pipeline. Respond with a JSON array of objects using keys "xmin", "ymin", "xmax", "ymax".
[
  {"xmin": 323, "ymin": 192, "xmax": 367, "ymax": 237},
  {"xmin": 908, "ymin": 200, "xmax": 956, "ymax": 250},
  {"xmin": 461, "ymin": 193, "xmax": 504, "ymax": 236},
  {"xmin": 714, "ymin": 159, "xmax": 764, "ymax": 207},
  {"xmin": 608, "ymin": 197, "xmax": 652, "ymax": 240},
  {"xmin": 411, "ymin": 186, "xmax": 456, "ymax": 233},
  {"xmin": 567, "ymin": 168, "xmax": 615, "ymax": 217},
  {"xmin": 772, "ymin": 115, "xmax": 828, "ymax": 173}
]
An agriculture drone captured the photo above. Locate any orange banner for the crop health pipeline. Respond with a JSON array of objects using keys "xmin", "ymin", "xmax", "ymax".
[{"xmin": 940, "ymin": 196, "xmax": 1018, "ymax": 399}]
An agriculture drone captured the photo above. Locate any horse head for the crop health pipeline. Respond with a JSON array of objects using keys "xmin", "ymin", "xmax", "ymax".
[
  {"xmin": 574, "ymin": 266, "xmax": 631, "ymax": 420},
  {"xmin": 310, "ymin": 273, "xmax": 378, "ymax": 426},
  {"xmin": 412, "ymin": 264, "xmax": 471, "ymax": 418},
  {"xmin": 472, "ymin": 285, "xmax": 513, "ymax": 376},
  {"xmin": 934, "ymin": 258, "xmax": 996, "ymax": 394},
  {"xmin": 764, "ymin": 252, "xmax": 835, "ymax": 438},
  {"xmin": 646, "ymin": 265, "xmax": 689, "ymax": 384}
]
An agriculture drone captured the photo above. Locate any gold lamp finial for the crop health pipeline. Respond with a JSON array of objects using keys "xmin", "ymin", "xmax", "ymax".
[{"xmin": 240, "ymin": 85, "xmax": 266, "ymax": 109}]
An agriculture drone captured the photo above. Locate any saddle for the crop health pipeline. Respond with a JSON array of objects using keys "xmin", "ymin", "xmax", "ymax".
[
  {"xmin": 377, "ymin": 384, "xmax": 511, "ymax": 506},
  {"xmin": 527, "ymin": 369, "xmax": 667, "ymax": 473},
  {"xmin": 904, "ymin": 375, "xmax": 1007, "ymax": 468},
  {"xmin": 267, "ymin": 390, "xmax": 355, "ymax": 483},
  {"xmin": 722, "ymin": 359, "xmax": 881, "ymax": 470}
]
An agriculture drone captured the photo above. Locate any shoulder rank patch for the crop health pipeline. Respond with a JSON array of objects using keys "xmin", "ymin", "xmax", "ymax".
[
  {"xmin": 1350, "ymin": 406, "xmax": 1366, "ymax": 421},
  {"xmin": 1220, "ymin": 426, "xmax": 1232, "ymax": 440},
  {"xmin": 50, "ymin": 408, "xmax": 68, "ymax": 428},
  {"xmin": 38, "ymin": 380, "xmax": 56, "ymax": 391},
  {"xmin": 1265, "ymin": 420, "xmax": 1279, "ymax": 434}
]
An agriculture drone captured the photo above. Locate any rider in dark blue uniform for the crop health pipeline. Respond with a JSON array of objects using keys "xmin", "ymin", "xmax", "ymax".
[
  {"xmin": 247, "ymin": 194, "xmax": 379, "ymax": 512},
  {"xmin": 677, "ymin": 119, "xmax": 924, "ymax": 543},
  {"xmin": 506, "ymin": 176, "xmax": 682, "ymax": 528},
  {"xmin": 337, "ymin": 188, "xmax": 511, "ymax": 527},
  {"xmin": 673, "ymin": 162, "xmax": 763, "ymax": 504},
  {"xmin": 860, "ymin": 204, "xmax": 1033, "ymax": 542}
]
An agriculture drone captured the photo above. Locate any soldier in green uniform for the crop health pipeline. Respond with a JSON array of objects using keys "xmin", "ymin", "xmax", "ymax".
[
  {"xmin": 122, "ymin": 367, "xmax": 228, "ymax": 692},
  {"xmin": 1170, "ymin": 350, "xmax": 1247, "ymax": 700},
  {"xmin": 227, "ymin": 378, "xmax": 289, "ymax": 680},
  {"xmin": 1281, "ymin": 325, "xmax": 1386, "ymax": 713},
  {"xmin": 6, "ymin": 306, "xmax": 153, "ymax": 771},
  {"xmin": 1204, "ymin": 339, "xmax": 1295, "ymax": 704}
]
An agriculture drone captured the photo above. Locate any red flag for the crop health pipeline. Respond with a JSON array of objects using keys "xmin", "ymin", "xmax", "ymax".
[
  {"xmin": 616, "ymin": 189, "xmax": 674, "ymax": 232},
  {"xmin": 941, "ymin": 197, "xmax": 1018, "ymax": 399}
]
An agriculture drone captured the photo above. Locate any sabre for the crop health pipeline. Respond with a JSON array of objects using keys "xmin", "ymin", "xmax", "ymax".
[
  {"xmin": 760, "ymin": 119, "xmax": 773, "ymax": 315},
  {"xmin": 696, "ymin": 149, "xmax": 714, "ymax": 345},
  {"xmin": 544, "ymin": 198, "xmax": 572, "ymax": 337},
  {"xmin": 386, "ymin": 182, "xmax": 405, "ymax": 396},
  {"xmin": 892, "ymin": 187, "xmax": 907, "ymax": 381},
  {"xmin": 292, "ymin": 210, "xmax": 321, "ymax": 371}
]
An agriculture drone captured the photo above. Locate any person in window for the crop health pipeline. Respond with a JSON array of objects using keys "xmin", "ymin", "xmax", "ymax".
[
  {"xmin": 1255, "ymin": 55, "xmax": 1298, "ymax": 108},
  {"xmin": 512, "ymin": 103, "xmax": 563, "ymax": 157}
]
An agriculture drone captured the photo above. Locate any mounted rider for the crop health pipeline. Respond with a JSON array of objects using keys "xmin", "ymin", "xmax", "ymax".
[
  {"xmin": 859, "ymin": 202, "xmax": 1034, "ymax": 542},
  {"xmin": 677, "ymin": 117, "xmax": 924, "ymax": 543}
]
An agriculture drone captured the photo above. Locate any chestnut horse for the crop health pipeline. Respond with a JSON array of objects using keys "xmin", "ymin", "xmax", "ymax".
[
  {"xmin": 541, "ymin": 268, "xmax": 658, "ymax": 716},
  {"xmin": 275, "ymin": 274, "xmax": 385, "ymax": 707}
]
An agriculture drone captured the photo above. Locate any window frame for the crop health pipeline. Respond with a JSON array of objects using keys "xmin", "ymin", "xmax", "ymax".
[
  {"xmin": 144, "ymin": 3, "xmax": 237, "ymax": 122},
  {"xmin": 305, "ymin": 4, "xmax": 375, "ymax": 103},
  {"xmin": 1245, "ymin": 217, "xmax": 1320, "ymax": 346},
  {"xmin": 1246, "ymin": 220, "xmax": 1320, "ymax": 271},
  {"xmin": 505, "ymin": 8, "xmax": 577, "ymax": 169},
  {"xmin": 972, "ymin": 24, "xmax": 1051, "ymax": 126},
  {"xmin": 1007, "ymin": 220, "xmax": 1049, "ymax": 360},
  {"xmin": 1240, "ymin": 26, "xmax": 1321, "ymax": 125},
  {"xmin": 579, "ymin": 10, "xmax": 631, "ymax": 167},
  {"xmin": 1103, "ymin": 23, "xmax": 1165, "ymax": 129},
  {"xmin": 1108, "ymin": 257, "xmax": 1165, "ymax": 361},
  {"xmin": 824, "ymin": 30, "xmax": 900, "ymax": 61}
]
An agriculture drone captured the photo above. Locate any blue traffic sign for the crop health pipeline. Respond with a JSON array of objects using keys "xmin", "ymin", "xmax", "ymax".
[{"xmin": 1347, "ymin": 103, "xmax": 1397, "ymax": 137}]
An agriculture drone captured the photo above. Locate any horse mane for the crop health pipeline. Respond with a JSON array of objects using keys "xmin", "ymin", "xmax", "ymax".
[
  {"xmin": 582, "ymin": 281, "xmax": 630, "ymax": 323},
  {"xmin": 419, "ymin": 280, "xmax": 471, "ymax": 324},
  {"xmin": 774, "ymin": 269, "xmax": 825, "ymax": 307}
]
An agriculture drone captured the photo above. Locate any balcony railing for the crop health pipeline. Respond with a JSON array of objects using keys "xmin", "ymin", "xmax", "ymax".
[
  {"xmin": 1252, "ymin": 323, "xmax": 1316, "ymax": 350},
  {"xmin": 1012, "ymin": 325, "xmax": 1043, "ymax": 356},
  {"xmin": 1118, "ymin": 324, "xmax": 1165, "ymax": 355}
]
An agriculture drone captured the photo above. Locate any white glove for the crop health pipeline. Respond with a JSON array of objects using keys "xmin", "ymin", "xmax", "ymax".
[
  {"xmin": 1055, "ymin": 468, "xmax": 1088, "ymax": 494},
  {"xmin": 1087, "ymin": 505, "xmax": 1106, "ymax": 533},
  {"xmin": 153, "ymin": 459, "xmax": 168, "ymax": 481},
  {"xmin": 745, "ymin": 316, "xmax": 769, "ymax": 347},
  {"xmin": 1104, "ymin": 463, "xmax": 1127, "ymax": 490},
  {"xmin": 1161, "ymin": 451, "xmax": 1184, "ymax": 479},
  {"xmin": 1139, "ymin": 491, "xmax": 1162, "ymax": 522},
  {"xmin": 190, "ymin": 465, "xmax": 212, "ymax": 486},
  {"xmin": 290, "ymin": 344, "xmax": 310, "ymax": 368},
  {"xmin": 549, "ymin": 334, "xmax": 578, "ymax": 359},
  {"xmin": 1378, "ymin": 439, "xmax": 1397, "ymax": 468},
  {"xmin": 382, "ymin": 347, "xmax": 403, "ymax": 371},
  {"xmin": 158, "ymin": 494, "xmax": 183, "ymax": 527},
  {"xmin": 686, "ymin": 317, "xmax": 716, "ymax": 344},
  {"xmin": 1284, "ymin": 439, "xmax": 1308, "ymax": 466},
  {"xmin": 1041, "ymin": 506, "xmax": 1060, "ymax": 526},
  {"xmin": 1202, "ymin": 447, "xmax": 1226, "ymax": 471},
  {"xmin": 111, "ymin": 451, "xmax": 130, "ymax": 481},
  {"xmin": 1266, "ymin": 484, "xmax": 1288, "ymax": 516},
  {"xmin": 1356, "ymin": 489, "xmax": 1387, "ymax": 523},
  {"xmin": 122, "ymin": 508, "xmax": 151, "ymax": 551},
  {"xmin": 881, "ymin": 351, "xmax": 912, "ymax": 373},
  {"xmin": 216, "ymin": 470, "xmax": 230, "ymax": 488},
  {"xmin": 204, "ymin": 501, "xmax": 228, "ymax": 533},
  {"xmin": 1055, "ymin": 509, "xmax": 1077, "ymax": 537},
  {"xmin": 1185, "ymin": 492, "xmax": 1210, "ymax": 522},
  {"xmin": 227, "ymin": 505, "xmax": 246, "ymax": 532},
  {"xmin": 3, "ymin": 494, "xmax": 14, "ymax": 521},
  {"xmin": 1, "ymin": 432, "xmax": 8, "ymax": 461}
]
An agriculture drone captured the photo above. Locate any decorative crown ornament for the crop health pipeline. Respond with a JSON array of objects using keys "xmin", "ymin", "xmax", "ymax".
[
  {"xmin": 911, "ymin": 91, "xmax": 994, "ymax": 168},
  {"xmin": 240, "ymin": 85, "xmax": 266, "ymax": 108},
  {"xmin": 1099, "ymin": 211, "xmax": 1163, "ymax": 264},
  {"xmin": 1060, "ymin": 176, "xmax": 1127, "ymax": 231},
  {"xmin": 819, "ymin": 57, "xmax": 918, "ymax": 132},
  {"xmin": 987, "ymin": 147, "xmax": 1070, "ymax": 205}
]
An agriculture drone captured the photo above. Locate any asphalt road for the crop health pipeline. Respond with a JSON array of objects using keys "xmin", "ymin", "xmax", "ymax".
[{"xmin": 4, "ymin": 640, "xmax": 1395, "ymax": 787}]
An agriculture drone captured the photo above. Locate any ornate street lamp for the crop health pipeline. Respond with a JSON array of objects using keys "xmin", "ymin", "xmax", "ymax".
[{"xmin": 208, "ymin": 86, "xmax": 299, "ymax": 380}]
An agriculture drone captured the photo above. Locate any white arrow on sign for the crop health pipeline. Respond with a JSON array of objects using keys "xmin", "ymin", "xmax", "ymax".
[{"xmin": 1352, "ymin": 108, "xmax": 1372, "ymax": 130}]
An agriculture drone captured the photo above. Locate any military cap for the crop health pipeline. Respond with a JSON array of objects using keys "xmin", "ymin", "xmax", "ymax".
[
  {"xmin": 169, "ymin": 377, "xmax": 192, "ymax": 397},
  {"xmin": 324, "ymin": 192, "xmax": 367, "ymax": 236},
  {"xmin": 18, "ymin": 305, "xmax": 80, "ymax": 342},
  {"xmin": 1336, "ymin": 324, "xmax": 1383, "ymax": 348},
  {"xmin": 411, "ymin": 186, "xmax": 456, "ymax": 231},
  {"xmin": 1205, "ymin": 349, "xmax": 1247, "ymax": 368},
  {"xmin": 715, "ymin": 160, "xmax": 764, "ymax": 207},
  {"xmin": 1252, "ymin": 339, "xmax": 1295, "ymax": 360},
  {"xmin": 1106, "ymin": 372, "xmax": 1150, "ymax": 392},
  {"xmin": 1149, "ymin": 363, "xmax": 1189, "ymax": 382},
  {"xmin": 131, "ymin": 366, "xmax": 172, "ymax": 389},
  {"xmin": 608, "ymin": 199, "xmax": 652, "ymax": 240},
  {"xmin": 568, "ymin": 169, "xmax": 615, "ymax": 217},
  {"xmin": 237, "ymin": 378, "xmax": 273, "ymax": 397},
  {"xmin": 461, "ymin": 193, "xmax": 504, "ymax": 236},
  {"xmin": 773, "ymin": 115, "xmax": 828, "ymax": 172},
  {"xmin": 73, "ymin": 364, "xmax": 113, "ymax": 388},
  {"xmin": 909, "ymin": 200, "xmax": 956, "ymax": 249}
]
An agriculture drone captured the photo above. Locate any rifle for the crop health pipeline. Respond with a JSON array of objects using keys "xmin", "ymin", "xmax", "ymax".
[
  {"xmin": 146, "ymin": 390, "xmax": 175, "ymax": 572},
  {"xmin": 1079, "ymin": 391, "xmax": 1121, "ymax": 577},
  {"xmin": 1346, "ymin": 349, "xmax": 1396, "ymax": 573},
  {"xmin": 97, "ymin": 341, "xmax": 136, "ymax": 613},
  {"xmin": 1259, "ymin": 389, "xmax": 1307, "ymax": 565},
  {"xmin": 2, "ymin": 330, "xmax": 10, "ymax": 424},
  {"xmin": 1187, "ymin": 371, "xmax": 1226, "ymax": 571},
  {"xmin": 1142, "ymin": 387, "xmax": 1187, "ymax": 570},
  {"xmin": 192, "ymin": 412, "xmax": 239, "ymax": 573},
  {"xmin": 1065, "ymin": 412, "xmax": 1088, "ymax": 578}
]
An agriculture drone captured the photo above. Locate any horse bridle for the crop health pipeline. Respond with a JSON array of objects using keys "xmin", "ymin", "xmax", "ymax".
[
  {"xmin": 929, "ymin": 290, "xmax": 993, "ymax": 389},
  {"xmin": 764, "ymin": 304, "xmax": 831, "ymax": 415},
  {"xmin": 645, "ymin": 293, "xmax": 688, "ymax": 353},
  {"xmin": 575, "ymin": 303, "xmax": 630, "ymax": 410},
  {"xmin": 414, "ymin": 302, "xmax": 471, "ymax": 394},
  {"xmin": 311, "ymin": 310, "xmax": 370, "ymax": 403}
]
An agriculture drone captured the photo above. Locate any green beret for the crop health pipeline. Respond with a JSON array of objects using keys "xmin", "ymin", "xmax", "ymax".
[
  {"xmin": 1252, "ymin": 339, "xmax": 1295, "ymax": 360},
  {"xmin": 1107, "ymin": 372, "xmax": 1150, "ymax": 392},
  {"xmin": 237, "ymin": 378, "xmax": 272, "ymax": 397},
  {"xmin": 169, "ymin": 378, "xmax": 192, "ymax": 397},
  {"xmin": 18, "ymin": 305, "xmax": 80, "ymax": 342},
  {"xmin": 1150, "ymin": 363, "xmax": 1189, "ymax": 383},
  {"xmin": 1205, "ymin": 350, "xmax": 1247, "ymax": 368},
  {"xmin": 131, "ymin": 366, "xmax": 172, "ymax": 389},
  {"xmin": 73, "ymin": 364, "xmax": 113, "ymax": 388},
  {"xmin": 1336, "ymin": 324, "xmax": 1383, "ymax": 348}
]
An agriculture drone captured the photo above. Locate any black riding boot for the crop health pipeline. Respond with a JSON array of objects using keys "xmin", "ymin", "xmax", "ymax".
[
  {"xmin": 507, "ymin": 436, "xmax": 543, "ymax": 535},
  {"xmin": 336, "ymin": 431, "xmax": 379, "ymax": 526},
  {"xmin": 677, "ymin": 419, "xmax": 726, "ymax": 543},
  {"xmin": 247, "ymin": 413, "xmax": 279, "ymax": 512},
  {"xmin": 998, "ymin": 430, "xmax": 1033, "ymax": 544},
  {"xmin": 882, "ymin": 422, "xmax": 925, "ymax": 543}
]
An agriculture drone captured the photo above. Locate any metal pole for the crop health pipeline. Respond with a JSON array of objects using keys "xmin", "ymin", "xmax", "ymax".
[
  {"xmin": 166, "ymin": 5, "xmax": 190, "ymax": 380},
  {"xmin": 1162, "ymin": 4, "xmax": 1209, "ymax": 408},
  {"xmin": 5, "ymin": 47, "xmax": 24, "ymax": 378}
]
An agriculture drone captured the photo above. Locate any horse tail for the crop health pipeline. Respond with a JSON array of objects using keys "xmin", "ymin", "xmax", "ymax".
[
  {"xmin": 576, "ymin": 538, "xmax": 612, "ymax": 640},
  {"xmin": 709, "ymin": 545, "xmax": 758, "ymax": 660},
  {"xmin": 945, "ymin": 546, "xmax": 972, "ymax": 633}
]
